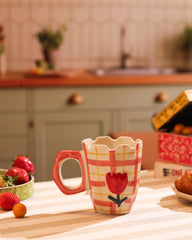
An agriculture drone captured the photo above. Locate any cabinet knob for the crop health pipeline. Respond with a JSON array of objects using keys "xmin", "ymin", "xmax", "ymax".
[
  {"xmin": 155, "ymin": 91, "xmax": 170, "ymax": 103},
  {"xmin": 68, "ymin": 93, "xmax": 85, "ymax": 105},
  {"xmin": 28, "ymin": 120, "xmax": 34, "ymax": 128}
]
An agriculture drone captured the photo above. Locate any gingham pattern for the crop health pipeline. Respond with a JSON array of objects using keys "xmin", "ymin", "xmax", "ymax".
[{"xmin": 83, "ymin": 142, "xmax": 142, "ymax": 215}]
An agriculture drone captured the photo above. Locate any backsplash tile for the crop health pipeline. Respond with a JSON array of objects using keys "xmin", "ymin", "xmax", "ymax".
[{"xmin": 0, "ymin": 0, "xmax": 192, "ymax": 71}]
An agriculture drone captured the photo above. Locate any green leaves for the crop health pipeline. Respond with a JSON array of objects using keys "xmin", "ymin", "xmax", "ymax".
[
  {"xmin": 0, "ymin": 44, "xmax": 4, "ymax": 55},
  {"xmin": 3, "ymin": 175, "xmax": 15, "ymax": 187},
  {"xmin": 182, "ymin": 25, "xmax": 192, "ymax": 51},
  {"xmin": 35, "ymin": 25, "xmax": 67, "ymax": 50},
  {"xmin": 108, "ymin": 194, "xmax": 127, "ymax": 208}
]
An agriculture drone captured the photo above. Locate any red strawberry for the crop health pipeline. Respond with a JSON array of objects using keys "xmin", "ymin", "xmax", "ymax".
[
  {"xmin": 13, "ymin": 155, "xmax": 34, "ymax": 174},
  {"xmin": 5, "ymin": 167, "xmax": 29, "ymax": 185},
  {"xmin": 0, "ymin": 192, "xmax": 20, "ymax": 210}
]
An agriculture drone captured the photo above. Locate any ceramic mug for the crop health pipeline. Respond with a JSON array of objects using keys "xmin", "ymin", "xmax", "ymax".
[{"xmin": 52, "ymin": 136, "xmax": 143, "ymax": 215}]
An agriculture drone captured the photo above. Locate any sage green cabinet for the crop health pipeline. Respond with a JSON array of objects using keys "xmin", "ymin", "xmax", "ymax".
[
  {"xmin": 35, "ymin": 111, "xmax": 111, "ymax": 181},
  {"xmin": 0, "ymin": 84, "xmax": 192, "ymax": 181},
  {"xmin": 0, "ymin": 89, "xmax": 28, "ymax": 170},
  {"xmin": 120, "ymin": 110, "xmax": 155, "ymax": 131}
]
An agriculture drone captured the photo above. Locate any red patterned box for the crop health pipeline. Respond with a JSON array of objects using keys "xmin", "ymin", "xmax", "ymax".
[
  {"xmin": 158, "ymin": 132, "xmax": 192, "ymax": 166},
  {"xmin": 152, "ymin": 90, "xmax": 192, "ymax": 166}
]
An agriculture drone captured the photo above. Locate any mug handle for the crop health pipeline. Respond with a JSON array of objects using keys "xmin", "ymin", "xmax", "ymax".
[{"xmin": 52, "ymin": 150, "xmax": 86, "ymax": 195}]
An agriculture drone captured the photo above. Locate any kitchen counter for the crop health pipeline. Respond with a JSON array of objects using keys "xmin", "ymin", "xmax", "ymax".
[
  {"xmin": 0, "ymin": 171, "xmax": 191, "ymax": 240},
  {"xmin": 1, "ymin": 71, "xmax": 192, "ymax": 87}
]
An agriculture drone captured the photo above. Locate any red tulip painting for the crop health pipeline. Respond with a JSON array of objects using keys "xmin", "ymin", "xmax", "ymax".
[{"xmin": 106, "ymin": 172, "xmax": 128, "ymax": 207}]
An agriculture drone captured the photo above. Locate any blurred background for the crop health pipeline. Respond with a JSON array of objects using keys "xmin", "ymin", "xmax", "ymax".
[
  {"xmin": 0, "ymin": 0, "xmax": 192, "ymax": 72},
  {"xmin": 1, "ymin": 0, "xmax": 192, "ymax": 181}
]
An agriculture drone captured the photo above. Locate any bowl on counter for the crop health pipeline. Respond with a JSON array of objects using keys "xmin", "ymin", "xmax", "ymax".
[{"xmin": 0, "ymin": 169, "xmax": 34, "ymax": 201}]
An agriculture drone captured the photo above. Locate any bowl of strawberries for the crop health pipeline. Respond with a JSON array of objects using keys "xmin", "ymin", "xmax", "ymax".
[{"xmin": 0, "ymin": 155, "xmax": 35, "ymax": 200}]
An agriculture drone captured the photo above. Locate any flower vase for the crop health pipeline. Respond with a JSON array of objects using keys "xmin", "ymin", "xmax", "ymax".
[{"xmin": 42, "ymin": 49, "xmax": 58, "ymax": 70}]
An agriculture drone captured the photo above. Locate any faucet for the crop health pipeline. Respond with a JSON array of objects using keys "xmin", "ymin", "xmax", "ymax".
[{"xmin": 120, "ymin": 25, "xmax": 131, "ymax": 68}]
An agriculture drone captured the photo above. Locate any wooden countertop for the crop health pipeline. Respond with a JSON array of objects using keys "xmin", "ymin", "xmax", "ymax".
[
  {"xmin": 1, "ymin": 71, "xmax": 192, "ymax": 88},
  {"xmin": 0, "ymin": 171, "xmax": 190, "ymax": 240}
]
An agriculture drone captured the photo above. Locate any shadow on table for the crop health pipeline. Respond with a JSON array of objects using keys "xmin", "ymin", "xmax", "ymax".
[
  {"xmin": 139, "ymin": 176, "xmax": 174, "ymax": 190},
  {"xmin": 0, "ymin": 209, "xmax": 117, "ymax": 239},
  {"xmin": 159, "ymin": 195, "xmax": 192, "ymax": 213}
]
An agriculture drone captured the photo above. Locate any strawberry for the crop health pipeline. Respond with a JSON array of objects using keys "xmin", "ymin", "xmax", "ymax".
[
  {"xmin": 13, "ymin": 155, "xmax": 34, "ymax": 174},
  {"xmin": 0, "ymin": 192, "xmax": 20, "ymax": 210},
  {"xmin": 5, "ymin": 167, "xmax": 29, "ymax": 185},
  {"xmin": 0, "ymin": 174, "xmax": 14, "ymax": 188}
]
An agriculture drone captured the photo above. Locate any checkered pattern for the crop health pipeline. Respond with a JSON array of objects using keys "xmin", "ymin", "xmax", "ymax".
[{"xmin": 83, "ymin": 142, "xmax": 142, "ymax": 215}]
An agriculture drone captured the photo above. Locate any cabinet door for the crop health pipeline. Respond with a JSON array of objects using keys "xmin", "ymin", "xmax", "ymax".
[
  {"xmin": 35, "ymin": 111, "xmax": 111, "ymax": 181},
  {"xmin": 0, "ymin": 137, "xmax": 27, "ymax": 169},
  {"xmin": 120, "ymin": 110, "xmax": 155, "ymax": 131}
]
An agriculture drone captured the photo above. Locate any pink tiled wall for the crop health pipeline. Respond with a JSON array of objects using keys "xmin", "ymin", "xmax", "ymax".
[{"xmin": 0, "ymin": 0, "xmax": 191, "ymax": 71}]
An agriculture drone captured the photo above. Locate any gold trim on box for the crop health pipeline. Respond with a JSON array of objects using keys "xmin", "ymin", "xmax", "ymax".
[{"xmin": 152, "ymin": 90, "xmax": 192, "ymax": 130}]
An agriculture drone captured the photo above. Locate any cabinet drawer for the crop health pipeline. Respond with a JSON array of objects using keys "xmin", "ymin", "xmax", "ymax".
[
  {"xmin": 0, "ymin": 113, "xmax": 27, "ymax": 135},
  {"xmin": 34, "ymin": 85, "xmax": 192, "ymax": 111},
  {"xmin": 0, "ymin": 89, "xmax": 26, "ymax": 111},
  {"xmin": 120, "ymin": 110, "xmax": 155, "ymax": 131},
  {"xmin": 0, "ymin": 137, "xmax": 27, "ymax": 159}
]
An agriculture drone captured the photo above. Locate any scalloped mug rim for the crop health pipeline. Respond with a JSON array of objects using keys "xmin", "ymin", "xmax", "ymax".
[{"xmin": 82, "ymin": 136, "xmax": 142, "ymax": 151}]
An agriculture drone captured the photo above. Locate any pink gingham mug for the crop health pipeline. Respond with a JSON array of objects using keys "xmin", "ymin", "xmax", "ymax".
[{"xmin": 52, "ymin": 136, "xmax": 143, "ymax": 215}]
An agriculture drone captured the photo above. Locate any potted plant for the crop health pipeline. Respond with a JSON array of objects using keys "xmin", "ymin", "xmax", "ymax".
[
  {"xmin": 180, "ymin": 25, "xmax": 192, "ymax": 71},
  {"xmin": 35, "ymin": 25, "xmax": 66, "ymax": 69}
]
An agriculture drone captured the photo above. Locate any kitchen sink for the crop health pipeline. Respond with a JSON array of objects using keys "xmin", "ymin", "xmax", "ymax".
[{"xmin": 91, "ymin": 67, "xmax": 176, "ymax": 76}]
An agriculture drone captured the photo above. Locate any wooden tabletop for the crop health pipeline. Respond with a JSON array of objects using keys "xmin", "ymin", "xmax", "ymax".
[
  {"xmin": 0, "ymin": 171, "xmax": 191, "ymax": 240},
  {"xmin": 1, "ymin": 71, "xmax": 192, "ymax": 88}
]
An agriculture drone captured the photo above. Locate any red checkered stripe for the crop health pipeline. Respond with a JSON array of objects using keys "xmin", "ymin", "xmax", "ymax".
[{"xmin": 83, "ymin": 143, "xmax": 142, "ymax": 214}]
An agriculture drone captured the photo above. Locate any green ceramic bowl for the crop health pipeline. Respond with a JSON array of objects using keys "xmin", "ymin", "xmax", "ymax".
[{"xmin": 0, "ymin": 169, "xmax": 34, "ymax": 201}]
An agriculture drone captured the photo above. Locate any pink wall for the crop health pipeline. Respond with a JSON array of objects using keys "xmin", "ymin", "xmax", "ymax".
[{"xmin": 0, "ymin": 0, "xmax": 191, "ymax": 71}]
